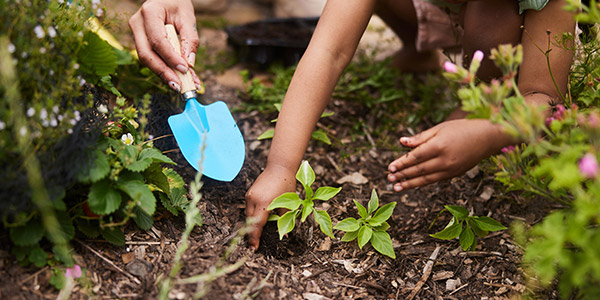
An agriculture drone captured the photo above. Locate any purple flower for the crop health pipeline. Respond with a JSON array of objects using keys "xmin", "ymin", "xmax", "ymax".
[
  {"xmin": 443, "ymin": 61, "xmax": 458, "ymax": 73},
  {"xmin": 473, "ymin": 50, "xmax": 484, "ymax": 63},
  {"xmin": 552, "ymin": 104, "xmax": 566, "ymax": 121},
  {"xmin": 579, "ymin": 153, "xmax": 598, "ymax": 179},
  {"xmin": 65, "ymin": 265, "xmax": 82, "ymax": 278},
  {"xmin": 501, "ymin": 145, "xmax": 516, "ymax": 154}
]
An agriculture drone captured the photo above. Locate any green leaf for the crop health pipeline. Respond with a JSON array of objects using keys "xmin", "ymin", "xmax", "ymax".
[
  {"xmin": 334, "ymin": 217, "xmax": 360, "ymax": 232},
  {"xmin": 268, "ymin": 214, "xmax": 280, "ymax": 221},
  {"xmin": 100, "ymin": 227, "xmax": 126, "ymax": 246},
  {"xmin": 267, "ymin": 192, "xmax": 302, "ymax": 211},
  {"xmin": 139, "ymin": 148, "xmax": 175, "ymax": 165},
  {"xmin": 430, "ymin": 222, "xmax": 462, "ymax": 240},
  {"xmin": 358, "ymin": 225, "xmax": 373, "ymax": 249},
  {"xmin": 341, "ymin": 230, "xmax": 359, "ymax": 242},
  {"xmin": 314, "ymin": 210, "xmax": 334, "ymax": 238},
  {"xmin": 311, "ymin": 129, "xmax": 331, "ymax": 145},
  {"xmin": 459, "ymin": 227, "xmax": 475, "ymax": 251},
  {"xmin": 257, "ymin": 129, "xmax": 274, "ymax": 140},
  {"xmin": 75, "ymin": 219, "xmax": 100, "ymax": 238},
  {"xmin": 132, "ymin": 206, "xmax": 153, "ymax": 230},
  {"xmin": 88, "ymin": 179, "xmax": 122, "ymax": 215},
  {"xmin": 117, "ymin": 144, "xmax": 138, "ymax": 165},
  {"xmin": 164, "ymin": 168, "xmax": 185, "ymax": 190},
  {"xmin": 125, "ymin": 157, "xmax": 152, "ymax": 172},
  {"xmin": 277, "ymin": 211, "xmax": 297, "ymax": 240},
  {"xmin": 117, "ymin": 179, "xmax": 156, "ymax": 215},
  {"xmin": 78, "ymin": 150, "xmax": 110, "ymax": 183},
  {"xmin": 373, "ymin": 222, "xmax": 391, "ymax": 232},
  {"xmin": 367, "ymin": 189, "xmax": 379, "ymax": 215},
  {"xmin": 467, "ymin": 218, "xmax": 489, "ymax": 237},
  {"xmin": 471, "ymin": 216, "xmax": 507, "ymax": 231},
  {"xmin": 371, "ymin": 231, "xmax": 396, "ymax": 259},
  {"xmin": 296, "ymin": 160, "xmax": 315, "ymax": 190},
  {"xmin": 370, "ymin": 202, "xmax": 397, "ymax": 226},
  {"xmin": 300, "ymin": 199, "xmax": 314, "ymax": 222},
  {"xmin": 28, "ymin": 247, "xmax": 48, "ymax": 268},
  {"xmin": 353, "ymin": 199, "xmax": 368, "ymax": 219},
  {"xmin": 50, "ymin": 269, "xmax": 66, "ymax": 290},
  {"xmin": 313, "ymin": 186, "xmax": 342, "ymax": 201},
  {"xmin": 10, "ymin": 218, "xmax": 44, "ymax": 246},
  {"xmin": 144, "ymin": 164, "xmax": 171, "ymax": 195},
  {"xmin": 78, "ymin": 31, "xmax": 118, "ymax": 77},
  {"xmin": 169, "ymin": 187, "xmax": 188, "ymax": 210},
  {"xmin": 445, "ymin": 205, "xmax": 469, "ymax": 220},
  {"xmin": 320, "ymin": 111, "xmax": 334, "ymax": 118}
]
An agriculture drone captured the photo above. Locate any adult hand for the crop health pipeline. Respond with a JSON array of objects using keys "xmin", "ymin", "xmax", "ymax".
[
  {"xmin": 245, "ymin": 164, "xmax": 296, "ymax": 250},
  {"xmin": 387, "ymin": 119, "xmax": 515, "ymax": 191},
  {"xmin": 129, "ymin": 0, "xmax": 202, "ymax": 92}
]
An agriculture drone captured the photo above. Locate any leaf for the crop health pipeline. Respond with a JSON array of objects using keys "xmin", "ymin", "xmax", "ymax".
[
  {"xmin": 354, "ymin": 199, "xmax": 368, "ymax": 219},
  {"xmin": 296, "ymin": 160, "xmax": 315, "ymax": 190},
  {"xmin": 100, "ymin": 227, "xmax": 126, "ymax": 246},
  {"xmin": 78, "ymin": 31, "xmax": 117, "ymax": 76},
  {"xmin": 10, "ymin": 218, "xmax": 44, "ymax": 246},
  {"xmin": 357, "ymin": 225, "xmax": 373, "ymax": 249},
  {"xmin": 371, "ymin": 231, "xmax": 396, "ymax": 259},
  {"xmin": 75, "ymin": 219, "xmax": 100, "ymax": 238},
  {"xmin": 459, "ymin": 227, "xmax": 475, "ymax": 251},
  {"xmin": 367, "ymin": 189, "xmax": 379, "ymax": 215},
  {"xmin": 117, "ymin": 178, "xmax": 156, "ymax": 216},
  {"xmin": 373, "ymin": 222, "xmax": 390, "ymax": 232},
  {"xmin": 341, "ymin": 230, "xmax": 359, "ymax": 242},
  {"xmin": 313, "ymin": 210, "xmax": 334, "ymax": 238},
  {"xmin": 370, "ymin": 202, "xmax": 397, "ymax": 226},
  {"xmin": 471, "ymin": 216, "xmax": 507, "ymax": 231},
  {"xmin": 311, "ymin": 129, "xmax": 331, "ymax": 145},
  {"xmin": 50, "ymin": 269, "xmax": 66, "ymax": 290},
  {"xmin": 132, "ymin": 206, "xmax": 153, "ymax": 230},
  {"xmin": 467, "ymin": 218, "xmax": 489, "ymax": 237},
  {"xmin": 117, "ymin": 144, "xmax": 138, "ymax": 165},
  {"xmin": 445, "ymin": 205, "xmax": 469, "ymax": 220},
  {"xmin": 300, "ymin": 199, "xmax": 314, "ymax": 222},
  {"xmin": 334, "ymin": 217, "xmax": 360, "ymax": 232},
  {"xmin": 28, "ymin": 247, "xmax": 48, "ymax": 268},
  {"xmin": 277, "ymin": 211, "xmax": 296, "ymax": 240},
  {"xmin": 430, "ymin": 222, "xmax": 462, "ymax": 240},
  {"xmin": 313, "ymin": 186, "xmax": 342, "ymax": 201},
  {"xmin": 257, "ymin": 129, "xmax": 274, "ymax": 140},
  {"xmin": 125, "ymin": 157, "xmax": 152, "ymax": 172},
  {"xmin": 139, "ymin": 148, "xmax": 176, "ymax": 165},
  {"xmin": 88, "ymin": 179, "xmax": 122, "ymax": 215},
  {"xmin": 268, "ymin": 214, "xmax": 280, "ymax": 221},
  {"xmin": 143, "ymin": 164, "xmax": 170, "ymax": 195},
  {"xmin": 46, "ymin": 211, "xmax": 75, "ymax": 244},
  {"xmin": 267, "ymin": 192, "xmax": 302, "ymax": 211},
  {"xmin": 164, "ymin": 168, "xmax": 185, "ymax": 190},
  {"xmin": 78, "ymin": 150, "xmax": 110, "ymax": 183}
]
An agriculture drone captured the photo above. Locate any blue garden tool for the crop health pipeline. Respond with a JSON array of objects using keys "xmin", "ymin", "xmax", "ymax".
[{"xmin": 165, "ymin": 24, "xmax": 245, "ymax": 181}]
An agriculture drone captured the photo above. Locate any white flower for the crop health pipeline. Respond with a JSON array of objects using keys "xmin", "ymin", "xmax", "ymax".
[
  {"xmin": 79, "ymin": 78, "xmax": 86, "ymax": 86},
  {"xmin": 96, "ymin": 8, "xmax": 103, "ymax": 17},
  {"xmin": 97, "ymin": 104, "xmax": 108, "ymax": 114},
  {"xmin": 26, "ymin": 107, "xmax": 35, "ymax": 117},
  {"xmin": 58, "ymin": 0, "xmax": 64, "ymax": 3},
  {"xmin": 148, "ymin": 135, "xmax": 154, "ymax": 140},
  {"xmin": 39, "ymin": 47, "xmax": 46, "ymax": 54},
  {"xmin": 70, "ymin": 119, "xmax": 77, "ymax": 126},
  {"xmin": 74, "ymin": 111, "xmax": 81, "ymax": 121},
  {"xmin": 8, "ymin": 43, "xmax": 15, "ymax": 54},
  {"xmin": 78, "ymin": 31, "xmax": 83, "ymax": 37},
  {"xmin": 58, "ymin": 114, "xmax": 63, "ymax": 121},
  {"xmin": 19, "ymin": 126, "xmax": 27, "ymax": 136},
  {"xmin": 42, "ymin": 120, "xmax": 49, "ymax": 127},
  {"xmin": 21, "ymin": 52, "xmax": 27, "ymax": 58},
  {"xmin": 34, "ymin": 25, "xmax": 45, "ymax": 39},
  {"xmin": 50, "ymin": 118, "xmax": 57, "ymax": 127},
  {"xmin": 68, "ymin": 128, "xmax": 73, "ymax": 134},
  {"xmin": 73, "ymin": 63, "xmax": 79, "ymax": 70},
  {"xmin": 0, "ymin": 121, "xmax": 5, "ymax": 130},
  {"xmin": 121, "ymin": 133, "xmax": 134, "ymax": 145},
  {"xmin": 52, "ymin": 105, "xmax": 59, "ymax": 114},
  {"xmin": 40, "ymin": 108, "xmax": 48, "ymax": 120},
  {"xmin": 48, "ymin": 26, "xmax": 56, "ymax": 38},
  {"xmin": 49, "ymin": 69, "xmax": 54, "ymax": 76}
]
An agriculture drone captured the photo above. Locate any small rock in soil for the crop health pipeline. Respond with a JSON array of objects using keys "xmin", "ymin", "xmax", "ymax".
[
  {"xmin": 478, "ymin": 185, "xmax": 495, "ymax": 201},
  {"xmin": 126, "ymin": 259, "xmax": 153, "ymax": 277},
  {"xmin": 336, "ymin": 172, "xmax": 368, "ymax": 185},
  {"xmin": 446, "ymin": 278, "xmax": 461, "ymax": 291}
]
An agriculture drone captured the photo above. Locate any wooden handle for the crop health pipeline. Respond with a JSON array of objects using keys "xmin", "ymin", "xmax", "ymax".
[{"xmin": 165, "ymin": 24, "xmax": 196, "ymax": 94}]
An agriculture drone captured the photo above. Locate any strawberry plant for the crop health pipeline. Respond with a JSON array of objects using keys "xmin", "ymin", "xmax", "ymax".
[
  {"xmin": 334, "ymin": 189, "xmax": 396, "ymax": 259},
  {"xmin": 267, "ymin": 160, "xmax": 341, "ymax": 239}
]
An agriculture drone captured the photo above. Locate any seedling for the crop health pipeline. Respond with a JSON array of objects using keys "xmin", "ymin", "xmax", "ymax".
[
  {"xmin": 334, "ymin": 189, "xmax": 396, "ymax": 259},
  {"xmin": 267, "ymin": 161, "xmax": 341, "ymax": 239},
  {"xmin": 257, "ymin": 103, "xmax": 334, "ymax": 145},
  {"xmin": 430, "ymin": 205, "xmax": 507, "ymax": 251}
]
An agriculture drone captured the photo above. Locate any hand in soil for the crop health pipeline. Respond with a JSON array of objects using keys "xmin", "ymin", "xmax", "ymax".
[
  {"xmin": 387, "ymin": 119, "xmax": 514, "ymax": 191},
  {"xmin": 129, "ymin": 0, "xmax": 202, "ymax": 91},
  {"xmin": 245, "ymin": 164, "xmax": 296, "ymax": 250}
]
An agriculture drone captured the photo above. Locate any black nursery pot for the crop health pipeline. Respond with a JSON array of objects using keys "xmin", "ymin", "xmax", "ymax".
[{"xmin": 225, "ymin": 17, "xmax": 319, "ymax": 67}]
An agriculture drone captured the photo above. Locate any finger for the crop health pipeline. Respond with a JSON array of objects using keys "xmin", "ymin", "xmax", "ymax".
[
  {"xmin": 388, "ymin": 157, "xmax": 444, "ymax": 182},
  {"xmin": 388, "ymin": 144, "xmax": 438, "ymax": 174},
  {"xmin": 247, "ymin": 204, "xmax": 270, "ymax": 251},
  {"xmin": 175, "ymin": 23, "xmax": 200, "ymax": 67},
  {"xmin": 189, "ymin": 69, "xmax": 203, "ymax": 90},
  {"xmin": 129, "ymin": 14, "xmax": 181, "ymax": 89},
  {"xmin": 140, "ymin": 4, "xmax": 189, "ymax": 73},
  {"xmin": 392, "ymin": 171, "xmax": 450, "ymax": 192},
  {"xmin": 400, "ymin": 126, "xmax": 438, "ymax": 148}
]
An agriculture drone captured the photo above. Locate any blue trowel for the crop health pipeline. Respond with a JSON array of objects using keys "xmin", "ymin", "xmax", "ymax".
[{"xmin": 165, "ymin": 24, "xmax": 245, "ymax": 181}]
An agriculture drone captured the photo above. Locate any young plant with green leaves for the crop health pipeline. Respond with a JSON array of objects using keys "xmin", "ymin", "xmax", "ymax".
[
  {"xmin": 430, "ymin": 205, "xmax": 507, "ymax": 251},
  {"xmin": 267, "ymin": 160, "xmax": 341, "ymax": 240},
  {"xmin": 334, "ymin": 189, "xmax": 396, "ymax": 259}
]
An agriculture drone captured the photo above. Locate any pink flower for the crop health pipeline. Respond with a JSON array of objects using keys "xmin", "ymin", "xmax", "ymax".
[
  {"xmin": 501, "ymin": 146, "xmax": 516, "ymax": 153},
  {"xmin": 473, "ymin": 50, "xmax": 484, "ymax": 63},
  {"xmin": 552, "ymin": 104, "xmax": 566, "ymax": 121},
  {"xmin": 579, "ymin": 153, "xmax": 598, "ymax": 179},
  {"xmin": 589, "ymin": 112, "xmax": 599, "ymax": 128},
  {"xmin": 443, "ymin": 61, "xmax": 458, "ymax": 73},
  {"xmin": 545, "ymin": 116, "xmax": 555, "ymax": 127},
  {"xmin": 65, "ymin": 265, "xmax": 82, "ymax": 278}
]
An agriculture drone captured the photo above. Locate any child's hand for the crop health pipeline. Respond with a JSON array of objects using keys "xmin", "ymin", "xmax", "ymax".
[
  {"xmin": 387, "ymin": 119, "xmax": 515, "ymax": 191},
  {"xmin": 129, "ymin": 0, "xmax": 202, "ymax": 91},
  {"xmin": 245, "ymin": 164, "xmax": 296, "ymax": 250}
]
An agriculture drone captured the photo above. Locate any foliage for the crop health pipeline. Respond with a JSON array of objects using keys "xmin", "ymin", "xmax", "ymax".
[
  {"xmin": 267, "ymin": 161, "xmax": 341, "ymax": 240},
  {"xmin": 430, "ymin": 205, "xmax": 506, "ymax": 251},
  {"xmin": 256, "ymin": 103, "xmax": 334, "ymax": 145},
  {"xmin": 334, "ymin": 189, "xmax": 397, "ymax": 259}
]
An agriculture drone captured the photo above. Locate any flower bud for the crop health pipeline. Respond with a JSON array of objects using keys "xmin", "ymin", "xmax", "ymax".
[
  {"xmin": 443, "ymin": 61, "xmax": 458, "ymax": 73},
  {"xmin": 579, "ymin": 153, "xmax": 598, "ymax": 179}
]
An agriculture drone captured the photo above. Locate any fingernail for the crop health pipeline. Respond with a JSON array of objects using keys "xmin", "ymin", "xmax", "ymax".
[
  {"xmin": 176, "ymin": 64, "xmax": 188, "ymax": 73},
  {"xmin": 389, "ymin": 174, "xmax": 396, "ymax": 181},
  {"xmin": 168, "ymin": 81, "xmax": 181, "ymax": 92},
  {"xmin": 400, "ymin": 137, "xmax": 409, "ymax": 144},
  {"xmin": 394, "ymin": 184, "xmax": 403, "ymax": 192},
  {"xmin": 389, "ymin": 165, "xmax": 397, "ymax": 172},
  {"xmin": 196, "ymin": 83, "xmax": 203, "ymax": 91},
  {"xmin": 187, "ymin": 52, "xmax": 196, "ymax": 66}
]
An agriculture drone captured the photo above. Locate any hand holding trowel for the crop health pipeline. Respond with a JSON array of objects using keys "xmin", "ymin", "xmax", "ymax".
[{"xmin": 165, "ymin": 24, "xmax": 245, "ymax": 182}]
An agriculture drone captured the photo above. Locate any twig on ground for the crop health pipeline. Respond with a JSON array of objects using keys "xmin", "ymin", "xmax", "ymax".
[
  {"xmin": 74, "ymin": 238, "xmax": 141, "ymax": 285},
  {"xmin": 407, "ymin": 245, "xmax": 442, "ymax": 300},
  {"xmin": 19, "ymin": 266, "xmax": 48, "ymax": 284},
  {"xmin": 449, "ymin": 283, "xmax": 469, "ymax": 295}
]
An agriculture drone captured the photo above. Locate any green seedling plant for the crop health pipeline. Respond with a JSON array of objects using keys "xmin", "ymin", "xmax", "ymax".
[
  {"xmin": 430, "ymin": 206, "xmax": 507, "ymax": 251},
  {"xmin": 334, "ymin": 189, "xmax": 397, "ymax": 259},
  {"xmin": 257, "ymin": 103, "xmax": 334, "ymax": 145},
  {"xmin": 267, "ymin": 161, "xmax": 341, "ymax": 240}
]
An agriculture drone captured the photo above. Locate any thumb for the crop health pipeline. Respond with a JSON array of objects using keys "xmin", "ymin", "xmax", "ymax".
[{"xmin": 400, "ymin": 127, "xmax": 438, "ymax": 147}]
